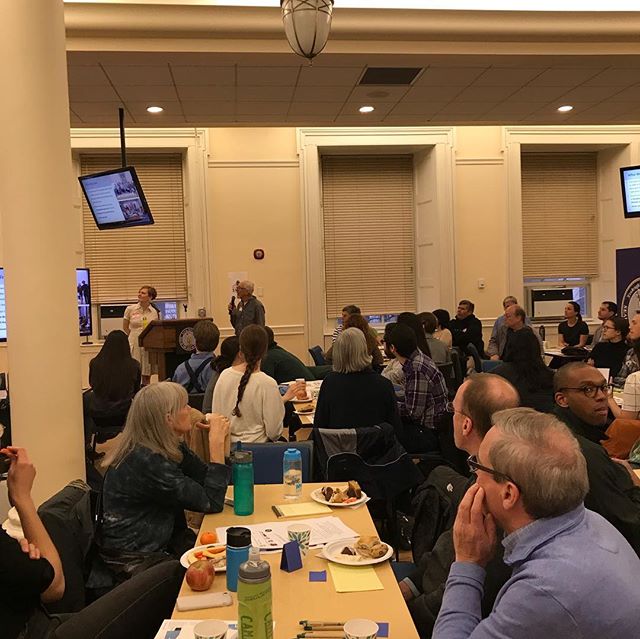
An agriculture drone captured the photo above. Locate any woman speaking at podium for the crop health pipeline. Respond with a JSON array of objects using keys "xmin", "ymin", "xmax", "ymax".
[{"xmin": 123, "ymin": 285, "xmax": 159, "ymax": 385}]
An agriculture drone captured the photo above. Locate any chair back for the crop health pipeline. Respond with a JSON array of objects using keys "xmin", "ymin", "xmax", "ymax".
[
  {"xmin": 187, "ymin": 392, "xmax": 205, "ymax": 412},
  {"xmin": 437, "ymin": 362, "xmax": 455, "ymax": 398},
  {"xmin": 308, "ymin": 345, "xmax": 327, "ymax": 366},
  {"xmin": 450, "ymin": 347, "xmax": 465, "ymax": 384},
  {"xmin": 465, "ymin": 343, "xmax": 483, "ymax": 373},
  {"xmin": 239, "ymin": 441, "xmax": 313, "ymax": 484}
]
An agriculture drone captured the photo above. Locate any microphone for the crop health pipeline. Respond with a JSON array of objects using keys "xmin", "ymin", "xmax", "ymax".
[{"xmin": 229, "ymin": 295, "xmax": 235, "ymax": 314}]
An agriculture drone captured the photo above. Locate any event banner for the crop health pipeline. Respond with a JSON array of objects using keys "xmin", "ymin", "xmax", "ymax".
[{"xmin": 616, "ymin": 247, "xmax": 640, "ymax": 318}]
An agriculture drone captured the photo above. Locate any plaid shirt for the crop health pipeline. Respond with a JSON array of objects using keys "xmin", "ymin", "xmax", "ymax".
[{"xmin": 398, "ymin": 349, "xmax": 448, "ymax": 430}]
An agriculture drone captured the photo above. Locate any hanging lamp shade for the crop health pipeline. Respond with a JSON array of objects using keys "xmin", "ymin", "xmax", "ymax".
[{"xmin": 281, "ymin": 0, "xmax": 334, "ymax": 61}]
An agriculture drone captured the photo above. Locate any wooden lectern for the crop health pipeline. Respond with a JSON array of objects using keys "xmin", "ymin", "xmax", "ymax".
[{"xmin": 138, "ymin": 318, "xmax": 213, "ymax": 380}]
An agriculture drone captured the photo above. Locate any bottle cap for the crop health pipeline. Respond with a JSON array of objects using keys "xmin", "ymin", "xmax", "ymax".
[
  {"xmin": 239, "ymin": 546, "xmax": 271, "ymax": 582},
  {"xmin": 226, "ymin": 526, "xmax": 252, "ymax": 548},
  {"xmin": 233, "ymin": 450, "xmax": 253, "ymax": 464},
  {"xmin": 284, "ymin": 448, "xmax": 301, "ymax": 460}
]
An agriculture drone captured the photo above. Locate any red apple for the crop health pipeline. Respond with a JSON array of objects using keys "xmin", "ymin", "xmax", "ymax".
[{"xmin": 186, "ymin": 559, "xmax": 215, "ymax": 591}]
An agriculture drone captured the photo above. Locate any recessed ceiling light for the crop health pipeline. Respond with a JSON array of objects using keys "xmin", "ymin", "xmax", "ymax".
[
  {"xmin": 359, "ymin": 105, "xmax": 375, "ymax": 113},
  {"xmin": 146, "ymin": 106, "xmax": 164, "ymax": 114},
  {"xmin": 557, "ymin": 105, "xmax": 574, "ymax": 113}
]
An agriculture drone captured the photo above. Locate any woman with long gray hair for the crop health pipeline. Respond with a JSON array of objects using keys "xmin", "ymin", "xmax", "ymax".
[
  {"xmin": 101, "ymin": 381, "xmax": 230, "ymax": 579},
  {"xmin": 314, "ymin": 327, "xmax": 402, "ymax": 435}
]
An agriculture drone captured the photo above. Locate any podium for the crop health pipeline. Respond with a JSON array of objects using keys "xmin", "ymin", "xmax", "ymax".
[{"xmin": 139, "ymin": 318, "xmax": 212, "ymax": 380}]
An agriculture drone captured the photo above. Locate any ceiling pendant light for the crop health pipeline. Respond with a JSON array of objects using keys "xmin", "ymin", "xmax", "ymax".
[{"xmin": 281, "ymin": 0, "xmax": 334, "ymax": 61}]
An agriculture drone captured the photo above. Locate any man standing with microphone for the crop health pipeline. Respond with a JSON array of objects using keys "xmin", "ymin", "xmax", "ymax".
[{"xmin": 229, "ymin": 280, "xmax": 266, "ymax": 337}]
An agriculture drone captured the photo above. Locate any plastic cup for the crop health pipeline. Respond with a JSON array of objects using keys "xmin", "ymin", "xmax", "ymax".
[
  {"xmin": 343, "ymin": 619, "xmax": 379, "ymax": 639},
  {"xmin": 287, "ymin": 523, "xmax": 311, "ymax": 556},
  {"xmin": 194, "ymin": 620, "xmax": 228, "ymax": 639},
  {"xmin": 295, "ymin": 378, "xmax": 307, "ymax": 400}
]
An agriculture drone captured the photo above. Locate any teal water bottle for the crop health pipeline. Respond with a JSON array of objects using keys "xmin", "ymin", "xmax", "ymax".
[
  {"xmin": 283, "ymin": 448, "xmax": 302, "ymax": 499},
  {"xmin": 233, "ymin": 450, "xmax": 254, "ymax": 516},
  {"xmin": 238, "ymin": 547, "xmax": 273, "ymax": 639}
]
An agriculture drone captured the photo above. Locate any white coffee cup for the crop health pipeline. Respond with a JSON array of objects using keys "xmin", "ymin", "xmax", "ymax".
[
  {"xmin": 194, "ymin": 620, "xmax": 228, "ymax": 639},
  {"xmin": 343, "ymin": 619, "xmax": 379, "ymax": 639}
]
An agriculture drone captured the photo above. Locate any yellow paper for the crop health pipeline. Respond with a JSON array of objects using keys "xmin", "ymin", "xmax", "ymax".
[
  {"xmin": 273, "ymin": 502, "xmax": 332, "ymax": 517},
  {"xmin": 328, "ymin": 563, "xmax": 384, "ymax": 593}
]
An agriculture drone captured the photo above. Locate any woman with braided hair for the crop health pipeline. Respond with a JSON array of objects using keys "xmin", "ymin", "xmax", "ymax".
[{"xmin": 212, "ymin": 325, "xmax": 304, "ymax": 443}]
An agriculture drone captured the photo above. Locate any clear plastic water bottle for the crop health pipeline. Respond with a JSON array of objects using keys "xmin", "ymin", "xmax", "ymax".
[
  {"xmin": 233, "ymin": 449, "xmax": 254, "ymax": 516},
  {"xmin": 539, "ymin": 325, "xmax": 546, "ymax": 342},
  {"xmin": 283, "ymin": 448, "xmax": 302, "ymax": 500},
  {"xmin": 238, "ymin": 547, "xmax": 273, "ymax": 639}
]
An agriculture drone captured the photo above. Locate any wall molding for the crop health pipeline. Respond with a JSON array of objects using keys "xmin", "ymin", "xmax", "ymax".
[
  {"xmin": 207, "ymin": 160, "xmax": 299, "ymax": 169},
  {"xmin": 219, "ymin": 324, "xmax": 304, "ymax": 338},
  {"xmin": 455, "ymin": 157, "xmax": 504, "ymax": 166}
]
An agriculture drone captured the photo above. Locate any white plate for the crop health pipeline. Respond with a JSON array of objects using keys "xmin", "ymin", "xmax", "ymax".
[
  {"xmin": 179, "ymin": 544, "xmax": 227, "ymax": 571},
  {"xmin": 310, "ymin": 487, "xmax": 368, "ymax": 508},
  {"xmin": 291, "ymin": 396, "xmax": 313, "ymax": 404},
  {"xmin": 321, "ymin": 539, "xmax": 393, "ymax": 566},
  {"xmin": 294, "ymin": 409, "xmax": 315, "ymax": 417}
]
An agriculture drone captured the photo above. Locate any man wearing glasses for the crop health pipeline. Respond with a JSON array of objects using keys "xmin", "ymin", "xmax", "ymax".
[
  {"xmin": 553, "ymin": 362, "xmax": 640, "ymax": 554},
  {"xmin": 228, "ymin": 280, "xmax": 266, "ymax": 337},
  {"xmin": 433, "ymin": 409, "xmax": 640, "ymax": 638}
]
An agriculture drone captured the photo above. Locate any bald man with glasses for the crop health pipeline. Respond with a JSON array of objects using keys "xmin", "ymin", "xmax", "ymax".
[{"xmin": 553, "ymin": 362, "xmax": 640, "ymax": 554}]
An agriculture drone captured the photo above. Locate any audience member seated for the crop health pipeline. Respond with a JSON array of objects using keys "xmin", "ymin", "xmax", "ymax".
[
  {"xmin": 433, "ymin": 308, "xmax": 453, "ymax": 348},
  {"xmin": 432, "ymin": 408, "xmax": 640, "ymax": 638},
  {"xmin": 202, "ymin": 336, "xmax": 241, "ymax": 414},
  {"xmin": 418, "ymin": 312, "xmax": 451, "ymax": 365},
  {"xmin": 486, "ymin": 305, "xmax": 539, "ymax": 361},
  {"xmin": 400, "ymin": 374, "xmax": 519, "ymax": 636},
  {"xmin": 314, "ymin": 327, "xmax": 402, "ymax": 435},
  {"xmin": 588, "ymin": 315, "xmax": 629, "ymax": 378},
  {"xmin": 553, "ymin": 363, "xmax": 640, "ymax": 554},
  {"xmin": 592, "ymin": 300, "xmax": 618, "ymax": 346},
  {"xmin": 449, "ymin": 299, "xmax": 485, "ymax": 357},
  {"xmin": 609, "ymin": 370, "xmax": 640, "ymax": 421},
  {"xmin": 398, "ymin": 311, "xmax": 432, "ymax": 359},
  {"xmin": 100, "ymin": 383, "xmax": 230, "ymax": 580},
  {"xmin": 614, "ymin": 311, "xmax": 640, "ymax": 387},
  {"xmin": 212, "ymin": 325, "xmax": 303, "ymax": 443},
  {"xmin": 330, "ymin": 303, "xmax": 360, "ymax": 343},
  {"xmin": 387, "ymin": 323, "xmax": 447, "ymax": 453},
  {"xmin": 494, "ymin": 329, "xmax": 555, "ymax": 412},
  {"xmin": 0, "ymin": 446, "xmax": 65, "ymax": 639},
  {"xmin": 558, "ymin": 301, "xmax": 589, "ymax": 348},
  {"xmin": 172, "ymin": 320, "xmax": 219, "ymax": 394},
  {"xmin": 381, "ymin": 322, "xmax": 405, "ymax": 387},
  {"xmin": 261, "ymin": 326, "xmax": 315, "ymax": 384},
  {"xmin": 326, "ymin": 313, "xmax": 383, "ymax": 370}
]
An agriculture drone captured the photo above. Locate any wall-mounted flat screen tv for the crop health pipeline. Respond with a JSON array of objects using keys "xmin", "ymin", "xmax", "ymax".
[
  {"xmin": 76, "ymin": 268, "xmax": 92, "ymax": 337},
  {"xmin": 620, "ymin": 164, "xmax": 640, "ymax": 219},
  {"xmin": 78, "ymin": 166, "xmax": 154, "ymax": 230}
]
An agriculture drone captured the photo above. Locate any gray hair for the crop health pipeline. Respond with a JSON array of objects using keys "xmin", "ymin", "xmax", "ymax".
[
  {"xmin": 332, "ymin": 327, "xmax": 372, "ymax": 373},
  {"xmin": 488, "ymin": 408, "xmax": 588, "ymax": 519},
  {"xmin": 104, "ymin": 381, "xmax": 187, "ymax": 467},
  {"xmin": 503, "ymin": 295, "xmax": 518, "ymax": 308},
  {"xmin": 239, "ymin": 280, "xmax": 254, "ymax": 294}
]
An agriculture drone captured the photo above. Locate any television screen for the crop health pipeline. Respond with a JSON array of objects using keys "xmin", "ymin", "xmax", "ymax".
[
  {"xmin": 620, "ymin": 164, "xmax": 640, "ymax": 219},
  {"xmin": 76, "ymin": 268, "xmax": 92, "ymax": 337},
  {"xmin": 78, "ymin": 166, "xmax": 154, "ymax": 230},
  {"xmin": 0, "ymin": 268, "xmax": 6, "ymax": 342}
]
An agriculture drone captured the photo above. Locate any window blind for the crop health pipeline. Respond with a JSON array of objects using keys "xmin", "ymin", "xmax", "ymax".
[
  {"xmin": 80, "ymin": 153, "xmax": 188, "ymax": 303},
  {"xmin": 521, "ymin": 152, "xmax": 598, "ymax": 278},
  {"xmin": 322, "ymin": 155, "xmax": 416, "ymax": 317}
]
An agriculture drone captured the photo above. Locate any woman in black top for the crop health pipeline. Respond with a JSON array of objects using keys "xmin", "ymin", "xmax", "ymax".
[
  {"xmin": 588, "ymin": 316, "xmax": 630, "ymax": 379},
  {"xmin": 558, "ymin": 301, "xmax": 589, "ymax": 348},
  {"xmin": 314, "ymin": 328, "xmax": 402, "ymax": 435},
  {"xmin": 87, "ymin": 330, "xmax": 141, "ymax": 439},
  {"xmin": 494, "ymin": 328, "xmax": 555, "ymax": 412}
]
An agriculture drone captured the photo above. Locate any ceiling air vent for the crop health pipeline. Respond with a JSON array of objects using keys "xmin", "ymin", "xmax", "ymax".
[{"xmin": 359, "ymin": 67, "xmax": 422, "ymax": 86}]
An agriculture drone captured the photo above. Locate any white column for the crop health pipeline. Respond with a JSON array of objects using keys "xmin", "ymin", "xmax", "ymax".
[{"xmin": 0, "ymin": 0, "xmax": 85, "ymax": 503}]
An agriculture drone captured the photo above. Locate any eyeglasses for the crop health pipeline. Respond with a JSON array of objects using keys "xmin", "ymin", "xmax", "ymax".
[
  {"xmin": 445, "ymin": 401, "xmax": 466, "ymax": 417},
  {"xmin": 602, "ymin": 325, "xmax": 616, "ymax": 331},
  {"xmin": 558, "ymin": 383, "xmax": 612, "ymax": 399},
  {"xmin": 467, "ymin": 455, "xmax": 519, "ymax": 488}
]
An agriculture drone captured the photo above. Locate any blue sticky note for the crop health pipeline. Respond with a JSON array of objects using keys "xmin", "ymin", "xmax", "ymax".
[
  {"xmin": 280, "ymin": 540, "xmax": 303, "ymax": 572},
  {"xmin": 309, "ymin": 570, "xmax": 327, "ymax": 582},
  {"xmin": 376, "ymin": 622, "xmax": 389, "ymax": 638}
]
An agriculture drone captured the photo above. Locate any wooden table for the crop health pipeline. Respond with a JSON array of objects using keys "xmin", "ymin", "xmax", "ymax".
[{"xmin": 172, "ymin": 483, "xmax": 419, "ymax": 638}]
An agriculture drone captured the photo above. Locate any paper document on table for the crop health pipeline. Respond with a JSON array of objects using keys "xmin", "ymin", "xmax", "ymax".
[
  {"xmin": 216, "ymin": 516, "xmax": 358, "ymax": 551},
  {"xmin": 328, "ymin": 563, "xmax": 383, "ymax": 593},
  {"xmin": 272, "ymin": 501, "xmax": 332, "ymax": 517}
]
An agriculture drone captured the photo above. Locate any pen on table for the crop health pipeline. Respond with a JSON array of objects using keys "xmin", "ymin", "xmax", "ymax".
[
  {"xmin": 299, "ymin": 621, "xmax": 346, "ymax": 628},
  {"xmin": 297, "ymin": 634, "xmax": 344, "ymax": 638}
]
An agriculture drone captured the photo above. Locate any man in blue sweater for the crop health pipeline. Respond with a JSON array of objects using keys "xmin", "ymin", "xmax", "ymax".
[{"xmin": 434, "ymin": 407, "xmax": 640, "ymax": 638}]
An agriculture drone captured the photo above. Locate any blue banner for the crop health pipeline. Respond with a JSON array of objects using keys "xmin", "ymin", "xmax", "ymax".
[{"xmin": 616, "ymin": 247, "xmax": 640, "ymax": 318}]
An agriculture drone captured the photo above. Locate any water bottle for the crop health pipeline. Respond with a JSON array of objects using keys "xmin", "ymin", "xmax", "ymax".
[
  {"xmin": 232, "ymin": 449, "xmax": 254, "ymax": 516},
  {"xmin": 539, "ymin": 325, "xmax": 546, "ymax": 342},
  {"xmin": 225, "ymin": 526, "xmax": 251, "ymax": 592},
  {"xmin": 238, "ymin": 547, "xmax": 273, "ymax": 639},
  {"xmin": 283, "ymin": 448, "xmax": 302, "ymax": 500}
]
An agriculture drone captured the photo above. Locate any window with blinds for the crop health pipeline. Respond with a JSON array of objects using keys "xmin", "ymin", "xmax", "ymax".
[
  {"xmin": 80, "ymin": 153, "xmax": 188, "ymax": 303},
  {"xmin": 321, "ymin": 155, "xmax": 416, "ymax": 318},
  {"xmin": 521, "ymin": 152, "xmax": 598, "ymax": 278}
]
